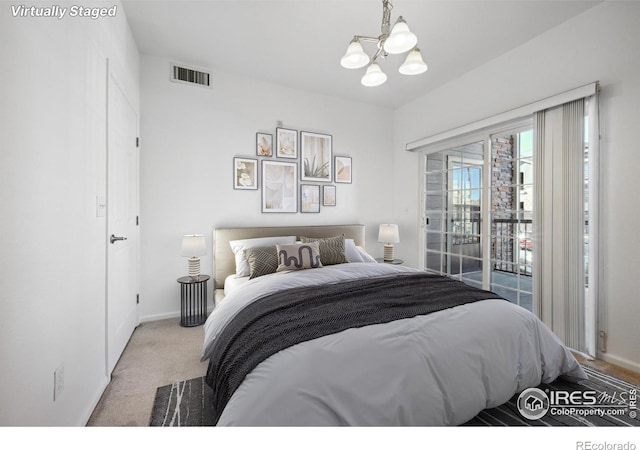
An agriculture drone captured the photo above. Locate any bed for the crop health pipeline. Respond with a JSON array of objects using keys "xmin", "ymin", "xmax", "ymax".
[{"xmin": 201, "ymin": 224, "xmax": 586, "ymax": 426}]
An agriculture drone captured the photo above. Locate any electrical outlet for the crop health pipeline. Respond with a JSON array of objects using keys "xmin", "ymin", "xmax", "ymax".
[{"xmin": 54, "ymin": 363, "xmax": 64, "ymax": 401}]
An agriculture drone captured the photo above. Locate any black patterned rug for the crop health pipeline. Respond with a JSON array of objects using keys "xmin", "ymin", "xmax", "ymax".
[{"xmin": 150, "ymin": 366, "xmax": 639, "ymax": 426}]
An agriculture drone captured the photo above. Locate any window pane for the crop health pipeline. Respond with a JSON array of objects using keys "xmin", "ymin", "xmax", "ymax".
[{"xmin": 425, "ymin": 252, "xmax": 442, "ymax": 273}]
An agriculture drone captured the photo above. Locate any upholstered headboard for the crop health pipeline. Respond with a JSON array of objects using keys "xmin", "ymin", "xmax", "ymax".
[{"xmin": 213, "ymin": 224, "xmax": 365, "ymax": 289}]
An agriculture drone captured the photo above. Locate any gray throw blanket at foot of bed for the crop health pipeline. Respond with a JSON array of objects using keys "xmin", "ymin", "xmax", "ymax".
[{"xmin": 205, "ymin": 272, "xmax": 502, "ymax": 424}]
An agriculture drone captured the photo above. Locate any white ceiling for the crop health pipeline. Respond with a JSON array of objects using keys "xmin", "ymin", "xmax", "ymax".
[{"xmin": 121, "ymin": 0, "xmax": 601, "ymax": 109}]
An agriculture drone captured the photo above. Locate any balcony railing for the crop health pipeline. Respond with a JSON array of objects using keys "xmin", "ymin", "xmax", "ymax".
[{"xmin": 492, "ymin": 218, "xmax": 532, "ymax": 275}]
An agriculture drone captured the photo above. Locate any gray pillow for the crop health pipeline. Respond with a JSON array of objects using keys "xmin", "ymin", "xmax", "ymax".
[
  {"xmin": 300, "ymin": 235, "xmax": 348, "ymax": 265},
  {"xmin": 244, "ymin": 245, "xmax": 278, "ymax": 279}
]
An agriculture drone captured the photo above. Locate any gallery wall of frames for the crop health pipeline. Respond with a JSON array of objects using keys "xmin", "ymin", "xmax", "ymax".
[{"xmin": 233, "ymin": 126, "xmax": 353, "ymax": 213}]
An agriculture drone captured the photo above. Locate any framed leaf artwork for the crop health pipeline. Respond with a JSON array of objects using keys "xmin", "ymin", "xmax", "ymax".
[{"xmin": 301, "ymin": 131, "xmax": 332, "ymax": 182}]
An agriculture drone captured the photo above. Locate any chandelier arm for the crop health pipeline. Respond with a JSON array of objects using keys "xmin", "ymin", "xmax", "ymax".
[
  {"xmin": 355, "ymin": 35, "xmax": 389, "ymax": 60},
  {"xmin": 354, "ymin": 35, "xmax": 381, "ymax": 44},
  {"xmin": 371, "ymin": 47, "xmax": 386, "ymax": 62}
]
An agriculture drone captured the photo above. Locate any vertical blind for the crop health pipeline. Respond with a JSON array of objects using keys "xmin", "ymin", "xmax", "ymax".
[{"xmin": 534, "ymin": 99, "xmax": 587, "ymax": 352}]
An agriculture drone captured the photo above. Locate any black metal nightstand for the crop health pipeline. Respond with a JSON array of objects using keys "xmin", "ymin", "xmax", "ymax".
[
  {"xmin": 177, "ymin": 275, "xmax": 209, "ymax": 327},
  {"xmin": 376, "ymin": 258, "xmax": 404, "ymax": 264}
]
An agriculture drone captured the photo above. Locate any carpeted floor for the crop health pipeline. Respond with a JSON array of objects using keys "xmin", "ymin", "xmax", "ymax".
[
  {"xmin": 150, "ymin": 366, "xmax": 640, "ymax": 427},
  {"xmin": 87, "ymin": 318, "xmax": 209, "ymax": 426}
]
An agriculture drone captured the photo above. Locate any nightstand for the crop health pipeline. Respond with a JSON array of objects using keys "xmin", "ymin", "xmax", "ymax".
[
  {"xmin": 376, "ymin": 258, "xmax": 404, "ymax": 264},
  {"xmin": 177, "ymin": 275, "xmax": 209, "ymax": 327}
]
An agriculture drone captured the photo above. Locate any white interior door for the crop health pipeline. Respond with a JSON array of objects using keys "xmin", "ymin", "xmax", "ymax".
[{"xmin": 107, "ymin": 69, "xmax": 139, "ymax": 375}]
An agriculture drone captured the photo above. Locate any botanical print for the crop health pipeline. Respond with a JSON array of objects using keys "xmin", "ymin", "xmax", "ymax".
[
  {"xmin": 301, "ymin": 131, "xmax": 332, "ymax": 182},
  {"xmin": 323, "ymin": 185, "xmax": 336, "ymax": 206},
  {"xmin": 262, "ymin": 160, "xmax": 297, "ymax": 212},
  {"xmin": 256, "ymin": 132, "xmax": 273, "ymax": 156},
  {"xmin": 276, "ymin": 127, "xmax": 298, "ymax": 159},
  {"xmin": 233, "ymin": 157, "xmax": 258, "ymax": 190},
  {"xmin": 335, "ymin": 156, "xmax": 352, "ymax": 183},
  {"xmin": 300, "ymin": 184, "xmax": 320, "ymax": 213}
]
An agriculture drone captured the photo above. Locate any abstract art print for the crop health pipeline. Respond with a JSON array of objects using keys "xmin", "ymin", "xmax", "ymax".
[
  {"xmin": 262, "ymin": 160, "xmax": 297, "ymax": 212},
  {"xmin": 233, "ymin": 157, "xmax": 258, "ymax": 190},
  {"xmin": 301, "ymin": 131, "xmax": 332, "ymax": 182},
  {"xmin": 334, "ymin": 156, "xmax": 352, "ymax": 183},
  {"xmin": 275, "ymin": 127, "xmax": 298, "ymax": 159}
]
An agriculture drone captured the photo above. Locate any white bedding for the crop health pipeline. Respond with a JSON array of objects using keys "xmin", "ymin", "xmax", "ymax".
[
  {"xmin": 223, "ymin": 274, "xmax": 249, "ymax": 296},
  {"xmin": 202, "ymin": 263, "xmax": 586, "ymax": 426}
]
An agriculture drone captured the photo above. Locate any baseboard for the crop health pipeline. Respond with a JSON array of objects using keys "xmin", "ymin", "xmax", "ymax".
[
  {"xmin": 81, "ymin": 375, "xmax": 110, "ymax": 426},
  {"xmin": 140, "ymin": 310, "xmax": 181, "ymax": 323},
  {"xmin": 597, "ymin": 352, "xmax": 640, "ymax": 374},
  {"xmin": 140, "ymin": 307, "xmax": 215, "ymax": 324}
]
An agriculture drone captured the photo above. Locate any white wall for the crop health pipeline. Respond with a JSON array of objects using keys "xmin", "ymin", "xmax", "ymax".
[
  {"xmin": 0, "ymin": 1, "xmax": 139, "ymax": 425},
  {"xmin": 393, "ymin": 2, "xmax": 640, "ymax": 370},
  {"xmin": 139, "ymin": 55, "xmax": 394, "ymax": 321}
]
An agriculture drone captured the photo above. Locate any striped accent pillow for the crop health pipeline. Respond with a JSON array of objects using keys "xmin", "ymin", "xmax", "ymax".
[
  {"xmin": 244, "ymin": 246, "xmax": 278, "ymax": 279},
  {"xmin": 300, "ymin": 235, "xmax": 348, "ymax": 265},
  {"xmin": 276, "ymin": 242, "xmax": 323, "ymax": 272}
]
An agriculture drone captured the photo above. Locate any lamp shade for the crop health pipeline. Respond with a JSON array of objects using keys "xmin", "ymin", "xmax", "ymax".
[
  {"xmin": 399, "ymin": 48, "xmax": 428, "ymax": 75},
  {"xmin": 378, "ymin": 224, "xmax": 400, "ymax": 244},
  {"xmin": 181, "ymin": 234, "xmax": 206, "ymax": 257},
  {"xmin": 383, "ymin": 17, "xmax": 417, "ymax": 54},
  {"xmin": 361, "ymin": 62, "xmax": 387, "ymax": 87},
  {"xmin": 340, "ymin": 40, "xmax": 370, "ymax": 69}
]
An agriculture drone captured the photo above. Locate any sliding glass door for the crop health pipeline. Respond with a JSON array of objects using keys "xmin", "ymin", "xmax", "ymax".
[
  {"xmin": 424, "ymin": 142, "xmax": 485, "ymax": 290},
  {"xmin": 423, "ymin": 126, "xmax": 535, "ymax": 312}
]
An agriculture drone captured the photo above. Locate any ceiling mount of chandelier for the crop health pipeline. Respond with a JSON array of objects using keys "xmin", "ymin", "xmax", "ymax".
[{"xmin": 340, "ymin": 0, "xmax": 427, "ymax": 87}]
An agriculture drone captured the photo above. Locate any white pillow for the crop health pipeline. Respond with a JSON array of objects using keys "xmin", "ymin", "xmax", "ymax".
[
  {"xmin": 229, "ymin": 236, "xmax": 296, "ymax": 277},
  {"xmin": 345, "ymin": 239, "xmax": 378, "ymax": 263},
  {"xmin": 357, "ymin": 246, "xmax": 377, "ymax": 263},
  {"xmin": 345, "ymin": 239, "xmax": 364, "ymax": 262}
]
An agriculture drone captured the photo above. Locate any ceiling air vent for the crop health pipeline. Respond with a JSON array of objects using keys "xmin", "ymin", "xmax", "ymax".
[{"xmin": 170, "ymin": 63, "xmax": 211, "ymax": 88}]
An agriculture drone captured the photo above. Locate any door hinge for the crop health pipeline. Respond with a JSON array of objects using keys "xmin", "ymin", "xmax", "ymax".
[
  {"xmin": 136, "ymin": 294, "xmax": 139, "ymax": 305},
  {"xmin": 136, "ymin": 216, "xmax": 139, "ymax": 226},
  {"xmin": 136, "ymin": 137, "xmax": 139, "ymax": 148}
]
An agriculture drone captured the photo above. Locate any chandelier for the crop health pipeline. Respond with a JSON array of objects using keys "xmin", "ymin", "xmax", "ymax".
[{"xmin": 340, "ymin": 0, "xmax": 427, "ymax": 87}]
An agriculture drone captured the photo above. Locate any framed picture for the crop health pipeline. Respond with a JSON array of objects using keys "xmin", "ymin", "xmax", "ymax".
[
  {"xmin": 256, "ymin": 132, "xmax": 273, "ymax": 157},
  {"xmin": 300, "ymin": 185, "xmax": 321, "ymax": 213},
  {"xmin": 334, "ymin": 156, "xmax": 352, "ymax": 183},
  {"xmin": 262, "ymin": 160, "xmax": 297, "ymax": 213},
  {"xmin": 233, "ymin": 157, "xmax": 258, "ymax": 190},
  {"xmin": 323, "ymin": 185, "xmax": 336, "ymax": 206},
  {"xmin": 275, "ymin": 127, "xmax": 298, "ymax": 159},
  {"xmin": 301, "ymin": 131, "xmax": 332, "ymax": 182}
]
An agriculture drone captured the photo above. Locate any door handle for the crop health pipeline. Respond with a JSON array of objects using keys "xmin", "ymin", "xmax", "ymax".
[{"xmin": 110, "ymin": 234, "xmax": 128, "ymax": 244}]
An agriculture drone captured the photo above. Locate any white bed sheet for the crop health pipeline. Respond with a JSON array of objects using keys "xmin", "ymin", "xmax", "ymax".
[
  {"xmin": 223, "ymin": 274, "xmax": 249, "ymax": 296},
  {"xmin": 202, "ymin": 263, "xmax": 586, "ymax": 426}
]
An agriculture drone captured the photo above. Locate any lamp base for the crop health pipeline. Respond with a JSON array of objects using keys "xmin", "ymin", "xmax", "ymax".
[
  {"xmin": 187, "ymin": 257, "xmax": 201, "ymax": 279},
  {"xmin": 383, "ymin": 244, "xmax": 395, "ymax": 262}
]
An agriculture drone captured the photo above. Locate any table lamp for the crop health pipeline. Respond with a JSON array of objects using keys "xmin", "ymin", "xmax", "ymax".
[
  {"xmin": 378, "ymin": 224, "xmax": 400, "ymax": 262},
  {"xmin": 181, "ymin": 234, "xmax": 206, "ymax": 279}
]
